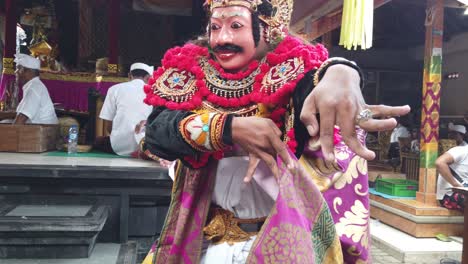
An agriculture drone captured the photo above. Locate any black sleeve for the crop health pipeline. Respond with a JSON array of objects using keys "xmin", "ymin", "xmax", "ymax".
[
  {"xmin": 315, "ymin": 59, "xmax": 365, "ymax": 90},
  {"xmin": 292, "ymin": 70, "xmax": 316, "ymax": 158},
  {"xmin": 144, "ymin": 107, "xmax": 197, "ymax": 161}
]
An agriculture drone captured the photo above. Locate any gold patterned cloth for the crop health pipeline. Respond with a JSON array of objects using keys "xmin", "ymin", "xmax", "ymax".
[{"xmin": 203, "ymin": 207, "xmax": 265, "ymax": 245}]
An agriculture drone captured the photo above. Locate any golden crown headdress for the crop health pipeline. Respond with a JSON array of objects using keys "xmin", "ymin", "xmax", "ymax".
[
  {"xmin": 204, "ymin": 0, "xmax": 294, "ymax": 30},
  {"xmin": 205, "ymin": 0, "xmax": 262, "ymax": 11}
]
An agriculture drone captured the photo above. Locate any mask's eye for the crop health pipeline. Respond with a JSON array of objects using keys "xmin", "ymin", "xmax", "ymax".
[
  {"xmin": 231, "ymin": 22, "xmax": 243, "ymax": 29},
  {"xmin": 211, "ymin": 23, "xmax": 220, "ymax": 31}
]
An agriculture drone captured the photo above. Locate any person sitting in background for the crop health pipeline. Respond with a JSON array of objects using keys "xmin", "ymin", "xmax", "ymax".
[
  {"xmin": 13, "ymin": 54, "xmax": 58, "ymax": 125},
  {"xmin": 436, "ymin": 144, "xmax": 468, "ymax": 210},
  {"xmin": 448, "ymin": 123, "xmax": 467, "ymax": 146},
  {"xmin": 410, "ymin": 127, "xmax": 420, "ymax": 153},
  {"xmin": 390, "ymin": 118, "xmax": 410, "ymax": 143},
  {"xmin": 388, "ymin": 117, "xmax": 410, "ymax": 159},
  {"xmin": 96, "ymin": 62, "xmax": 153, "ymax": 156}
]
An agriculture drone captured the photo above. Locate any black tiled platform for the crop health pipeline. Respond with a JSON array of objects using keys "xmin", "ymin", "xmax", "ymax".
[{"xmin": 0, "ymin": 197, "xmax": 109, "ymax": 259}]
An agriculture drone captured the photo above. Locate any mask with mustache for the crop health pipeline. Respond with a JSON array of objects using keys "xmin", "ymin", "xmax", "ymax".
[{"xmin": 213, "ymin": 44, "xmax": 244, "ymax": 53}]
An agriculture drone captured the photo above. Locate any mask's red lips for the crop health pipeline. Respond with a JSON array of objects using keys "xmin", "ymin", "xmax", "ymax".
[{"xmin": 215, "ymin": 51, "xmax": 237, "ymax": 60}]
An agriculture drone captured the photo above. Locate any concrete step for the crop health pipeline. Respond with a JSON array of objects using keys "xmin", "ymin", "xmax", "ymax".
[
  {"xmin": 370, "ymin": 218, "xmax": 462, "ymax": 263},
  {"xmin": 0, "ymin": 242, "xmax": 136, "ymax": 264},
  {"xmin": 0, "ymin": 197, "xmax": 109, "ymax": 259}
]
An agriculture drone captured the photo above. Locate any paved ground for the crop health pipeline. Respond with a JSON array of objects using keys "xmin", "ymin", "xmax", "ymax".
[
  {"xmin": 371, "ymin": 243, "xmax": 461, "ymax": 264},
  {"xmin": 1, "ymin": 244, "xmax": 121, "ymax": 264},
  {"xmin": 371, "ymin": 243, "xmax": 410, "ymax": 264},
  {"xmin": 134, "ymin": 236, "xmax": 460, "ymax": 264}
]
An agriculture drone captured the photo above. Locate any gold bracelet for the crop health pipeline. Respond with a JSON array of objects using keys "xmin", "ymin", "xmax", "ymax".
[
  {"xmin": 180, "ymin": 114, "xmax": 208, "ymax": 152},
  {"xmin": 138, "ymin": 138, "xmax": 162, "ymax": 162},
  {"xmin": 143, "ymin": 150, "xmax": 161, "ymax": 162},
  {"xmin": 210, "ymin": 114, "xmax": 228, "ymax": 151},
  {"xmin": 180, "ymin": 113, "xmax": 227, "ymax": 152}
]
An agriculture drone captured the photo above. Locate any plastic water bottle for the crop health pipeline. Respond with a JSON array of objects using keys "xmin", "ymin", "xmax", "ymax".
[{"xmin": 68, "ymin": 125, "xmax": 78, "ymax": 154}]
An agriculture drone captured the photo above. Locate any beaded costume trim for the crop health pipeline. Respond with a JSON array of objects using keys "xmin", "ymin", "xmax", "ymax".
[
  {"xmin": 143, "ymin": 36, "xmax": 329, "ymax": 167},
  {"xmin": 144, "ymin": 36, "xmax": 328, "ymax": 110},
  {"xmin": 261, "ymin": 57, "xmax": 304, "ymax": 94},
  {"xmin": 201, "ymin": 57, "xmax": 261, "ymax": 99},
  {"xmin": 201, "ymin": 101, "xmax": 260, "ymax": 117},
  {"xmin": 180, "ymin": 113, "xmax": 228, "ymax": 152},
  {"xmin": 153, "ymin": 68, "xmax": 197, "ymax": 103}
]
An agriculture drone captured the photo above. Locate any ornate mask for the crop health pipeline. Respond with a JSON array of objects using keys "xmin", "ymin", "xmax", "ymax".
[{"xmin": 205, "ymin": 0, "xmax": 294, "ymax": 43}]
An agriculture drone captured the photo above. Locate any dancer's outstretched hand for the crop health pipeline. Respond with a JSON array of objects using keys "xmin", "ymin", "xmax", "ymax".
[
  {"xmin": 300, "ymin": 64, "xmax": 411, "ymax": 162},
  {"xmin": 231, "ymin": 116, "xmax": 295, "ymax": 182}
]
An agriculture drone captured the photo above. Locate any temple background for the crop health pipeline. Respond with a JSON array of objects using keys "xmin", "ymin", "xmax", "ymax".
[
  {"xmin": 0, "ymin": 0, "xmax": 204, "ymax": 74},
  {"xmin": 0, "ymin": 0, "xmax": 466, "ymax": 119},
  {"xmin": 326, "ymin": 1, "xmax": 468, "ymax": 125}
]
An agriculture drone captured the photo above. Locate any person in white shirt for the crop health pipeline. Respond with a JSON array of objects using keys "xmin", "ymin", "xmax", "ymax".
[
  {"xmin": 448, "ymin": 123, "xmax": 467, "ymax": 146},
  {"xmin": 436, "ymin": 145, "xmax": 468, "ymax": 210},
  {"xmin": 388, "ymin": 118, "xmax": 410, "ymax": 160},
  {"xmin": 13, "ymin": 54, "xmax": 58, "ymax": 125},
  {"xmin": 410, "ymin": 127, "xmax": 420, "ymax": 153},
  {"xmin": 390, "ymin": 122, "xmax": 410, "ymax": 143},
  {"xmin": 97, "ymin": 62, "xmax": 153, "ymax": 156}
]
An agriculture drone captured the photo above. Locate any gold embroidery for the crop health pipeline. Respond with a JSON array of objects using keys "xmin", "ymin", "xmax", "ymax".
[
  {"xmin": 346, "ymin": 246, "xmax": 362, "ymax": 257},
  {"xmin": 107, "ymin": 63, "xmax": 118, "ymax": 74},
  {"xmin": 167, "ymin": 72, "xmax": 187, "ymax": 89},
  {"xmin": 2, "ymin": 68, "xmax": 14, "ymax": 75},
  {"xmin": 283, "ymin": 100, "xmax": 294, "ymax": 144},
  {"xmin": 180, "ymin": 113, "xmax": 227, "ymax": 152},
  {"xmin": 203, "ymin": 208, "xmax": 264, "ymax": 245},
  {"xmin": 355, "ymin": 184, "xmax": 368, "ymax": 196},
  {"xmin": 260, "ymin": 223, "xmax": 313, "ymax": 262},
  {"xmin": 3, "ymin": 58, "xmax": 14, "ymax": 72},
  {"xmin": 179, "ymin": 114, "xmax": 206, "ymax": 152},
  {"xmin": 261, "ymin": 57, "xmax": 304, "ymax": 94},
  {"xmin": 201, "ymin": 57, "xmax": 261, "ymax": 98},
  {"xmin": 335, "ymin": 200, "xmax": 370, "ymax": 250},
  {"xmin": 207, "ymin": 0, "xmax": 295, "ymax": 39},
  {"xmin": 3, "ymin": 58, "xmax": 14, "ymax": 68},
  {"xmin": 256, "ymin": 103, "xmax": 271, "ymax": 118},
  {"xmin": 45, "ymin": 73, "xmax": 96, "ymax": 83},
  {"xmin": 201, "ymin": 101, "xmax": 260, "ymax": 116},
  {"xmin": 298, "ymin": 156, "xmax": 341, "ymax": 192},
  {"xmin": 333, "ymin": 156, "xmax": 367, "ymax": 190},
  {"xmin": 11, "ymin": 72, "xmax": 126, "ymax": 83},
  {"xmin": 210, "ymin": 114, "xmax": 228, "ymax": 150},
  {"xmin": 333, "ymin": 197, "xmax": 343, "ymax": 214},
  {"xmin": 335, "ymin": 144, "xmax": 351, "ymax": 161},
  {"xmin": 280, "ymin": 164, "xmax": 317, "ymax": 219},
  {"xmin": 322, "ymin": 234, "xmax": 344, "ymax": 264},
  {"xmin": 154, "ymin": 68, "xmax": 197, "ymax": 103},
  {"xmin": 208, "ymin": 0, "xmax": 263, "ymax": 12}
]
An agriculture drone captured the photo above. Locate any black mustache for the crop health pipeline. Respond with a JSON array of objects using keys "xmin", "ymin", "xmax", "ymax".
[{"xmin": 213, "ymin": 44, "xmax": 243, "ymax": 53}]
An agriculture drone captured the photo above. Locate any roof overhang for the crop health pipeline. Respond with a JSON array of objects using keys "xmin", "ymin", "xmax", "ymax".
[{"xmin": 291, "ymin": 0, "xmax": 392, "ymax": 40}]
